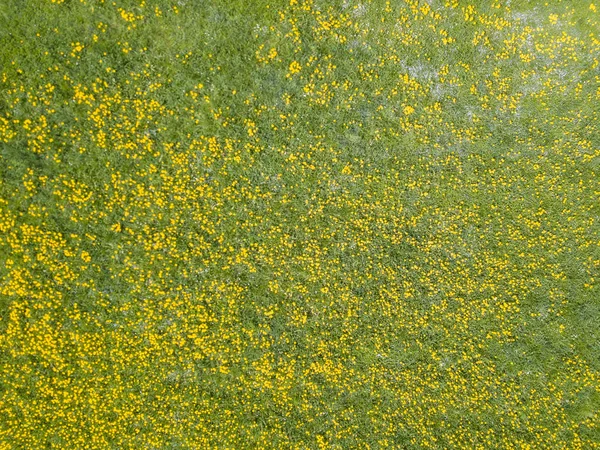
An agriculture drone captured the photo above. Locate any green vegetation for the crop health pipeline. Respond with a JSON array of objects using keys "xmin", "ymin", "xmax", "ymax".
[{"xmin": 1, "ymin": 0, "xmax": 599, "ymax": 448}]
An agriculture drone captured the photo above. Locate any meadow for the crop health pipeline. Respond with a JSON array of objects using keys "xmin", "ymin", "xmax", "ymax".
[{"xmin": 1, "ymin": 0, "xmax": 599, "ymax": 448}]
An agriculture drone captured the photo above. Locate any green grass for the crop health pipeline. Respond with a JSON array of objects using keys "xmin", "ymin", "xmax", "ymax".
[{"xmin": 1, "ymin": 0, "xmax": 600, "ymax": 448}]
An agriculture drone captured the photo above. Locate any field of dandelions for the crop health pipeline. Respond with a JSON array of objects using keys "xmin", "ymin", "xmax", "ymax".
[{"xmin": 1, "ymin": 0, "xmax": 599, "ymax": 448}]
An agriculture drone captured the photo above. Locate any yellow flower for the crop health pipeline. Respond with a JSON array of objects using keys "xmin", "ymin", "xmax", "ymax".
[{"xmin": 287, "ymin": 60, "xmax": 302, "ymax": 78}]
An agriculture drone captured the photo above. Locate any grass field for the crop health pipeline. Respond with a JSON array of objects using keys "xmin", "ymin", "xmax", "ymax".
[{"xmin": 1, "ymin": 0, "xmax": 600, "ymax": 448}]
